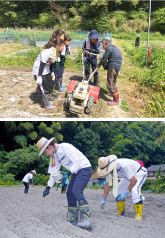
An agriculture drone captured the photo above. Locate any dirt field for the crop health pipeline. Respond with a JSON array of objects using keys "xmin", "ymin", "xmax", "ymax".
[
  {"xmin": 0, "ymin": 64, "xmax": 143, "ymax": 118},
  {"xmin": 0, "ymin": 67, "xmax": 128, "ymax": 118},
  {"xmin": 0, "ymin": 186, "xmax": 165, "ymax": 238}
]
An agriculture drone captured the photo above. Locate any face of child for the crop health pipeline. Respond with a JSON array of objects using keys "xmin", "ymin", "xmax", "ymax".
[
  {"xmin": 57, "ymin": 34, "xmax": 65, "ymax": 41},
  {"xmin": 91, "ymin": 38, "xmax": 97, "ymax": 43},
  {"xmin": 43, "ymin": 145, "xmax": 55, "ymax": 157},
  {"xmin": 65, "ymin": 41, "xmax": 70, "ymax": 46},
  {"xmin": 56, "ymin": 44, "xmax": 64, "ymax": 52}
]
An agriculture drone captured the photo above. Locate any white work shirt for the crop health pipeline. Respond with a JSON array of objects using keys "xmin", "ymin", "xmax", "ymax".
[
  {"xmin": 23, "ymin": 173, "xmax": 33, "ymax": 183},
  {"xmin": 32, "ymin": 48, "xmax": 52, "ymax": 76},
  {"xmin": 47, "ymin": 143, "xmax": 91, "ymax": 187},
  {"xmin": 106, "ymin": 158, "xmax": 141, "ymax": 182}
]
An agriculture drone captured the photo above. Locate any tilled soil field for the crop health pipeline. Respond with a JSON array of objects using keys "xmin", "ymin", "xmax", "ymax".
[
  {"xmin": 0, "ymin": 66, "xmax": 133, "ymax": 118},
  {"xmin": 0, "ymin": 186, "xmax": 165, "ymax": 238}
]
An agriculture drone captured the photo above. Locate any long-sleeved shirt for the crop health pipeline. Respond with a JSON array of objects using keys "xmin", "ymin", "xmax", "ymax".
[
  {"xmin": 23, "ymin": 173, "xmax": 33, "ymax": 184},
  {"xmin": 82, "ymin": 39, "xmax": 101, "ymax": 59},
  {"xmin": 47, "ymin": 143, "xmax": 91, "ymax": 187},
  {"xmin": 98, "ymin": 44, "xmax": 122, "ymax": 71}
]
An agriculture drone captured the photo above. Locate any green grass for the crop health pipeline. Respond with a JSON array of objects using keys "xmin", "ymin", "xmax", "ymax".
[
  {"xmin": 122, "ymin": 40, "xmax": 165, "ymax": 117},
  {"xmin": 121, "ymin": 100, "xmax": 129, "ymax": 112}
]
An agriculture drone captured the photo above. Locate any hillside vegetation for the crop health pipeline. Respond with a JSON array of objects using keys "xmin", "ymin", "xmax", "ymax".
[{"xmin": 0, "ymin": 1, "xmax": 165, "ymax": 34}]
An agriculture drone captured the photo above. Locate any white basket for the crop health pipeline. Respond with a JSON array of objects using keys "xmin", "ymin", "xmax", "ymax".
[{"xmin": 52, "ymin": 172, "xmax": 62, "ymax": 183}]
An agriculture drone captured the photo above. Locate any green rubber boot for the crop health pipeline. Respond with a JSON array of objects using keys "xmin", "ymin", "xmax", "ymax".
[
  {"xmin": 67, "ymin": 207, "xmax": 79, "ymax": 225},
  {"xmin": 76, "ymin": 200, "xmax": 93, "ymax": 229}
]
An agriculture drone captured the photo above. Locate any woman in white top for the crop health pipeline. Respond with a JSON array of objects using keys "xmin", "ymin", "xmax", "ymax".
[
  {"xmin": 23, "ymin": 170, "xmax": 36, "ymax": 194},
  {"xmin": 32, "ymin": 38, "xmax": 64, "ymax": 109},
  {"xmin": 36, "ymin": 137, "xmax": 93, "ymax": 229},
  {"xmin": 94, "ymin": 155, "xmax": 147, "ymax": 220}
]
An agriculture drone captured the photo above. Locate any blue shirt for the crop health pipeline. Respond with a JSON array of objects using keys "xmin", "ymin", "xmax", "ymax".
[{"xmin": 98, "ymin": 44, "xmax": 122, "ymax": 71}]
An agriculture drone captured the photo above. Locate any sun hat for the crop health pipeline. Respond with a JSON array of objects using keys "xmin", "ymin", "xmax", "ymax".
[
  {"xmin": 32, "ymin": 170, "xmax": 36, "ymax": 174},
  {"xmin": 100, "ymin": 37, "xmax": 112, "ymax": 44},
  {"xmin": 88, "ymin": 30, "xmax": 100, "ymax": 39},
  {"xmin": 36, "ymin": 137, "xmax": 55, "ymax": 156},
  {"xmin": 97, "ymin": 155, "xmax": 117, "ymax": 177}
]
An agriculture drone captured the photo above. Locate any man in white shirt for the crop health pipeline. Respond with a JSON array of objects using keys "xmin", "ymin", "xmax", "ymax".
[
  {"xmin": 93, "ymin": 155, "xmax": 147, "ymax": 220},
  {"xmin": 36, "ymin": 137, "xmax": 93, "ymax": 229}
]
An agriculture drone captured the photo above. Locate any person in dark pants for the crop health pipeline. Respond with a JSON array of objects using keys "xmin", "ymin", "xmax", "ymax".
[
  {"xmin": 32, "ymin": 38, "xmax": 64, "ymax": 109},
  {"xmin": 98, "ymin": 37, "xmax": 122, "ymax": 106},
  {"xmin": 135, "ymin": 35, "xmax": 140, "ymax": 47},
  {"xmin": 23, "ymin": 170, "xmax": 36, "ymax": 194},
  {"xmin": 82, "ymin": 30, "xmax": 101, "ymax": 86},
  {"xmin": 36, "ymin": 137, "xmax": 93, "ymax": 229},
  {"xmin": 54, "ymin": 35, "xmax": 71, "ymax": 92}
]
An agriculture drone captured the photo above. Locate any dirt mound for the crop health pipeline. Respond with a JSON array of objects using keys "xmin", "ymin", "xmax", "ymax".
[{"xmin": 0, "ymin": 187, "xmax": 165, "ymax": 238}]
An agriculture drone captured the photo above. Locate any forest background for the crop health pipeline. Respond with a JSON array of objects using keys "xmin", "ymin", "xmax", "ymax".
[
  {"xmin": 0, "ymin": 0, "xmax": 165, "ymax": 34},
  {"xmin": 0, "ymin": 121, "xmax": 165, "ymax": 192}
]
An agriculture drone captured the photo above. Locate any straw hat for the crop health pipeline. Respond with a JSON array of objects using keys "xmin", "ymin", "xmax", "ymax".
[
  {"xmin": 97, "ymin": 155, "xmax": 117, "ymax": 177},
  {"xmin": 36, "ymin": 137, "xmax": 55, "ymax": 156}
]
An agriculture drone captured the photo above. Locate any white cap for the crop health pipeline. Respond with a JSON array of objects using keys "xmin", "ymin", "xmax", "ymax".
[
  {"xmin": 138, "ymin": 35, "xmax": 140, "ymax": 37},
  {"xmin": 32, "ymin": 170, "xmax": 36, "ymax": 174}
]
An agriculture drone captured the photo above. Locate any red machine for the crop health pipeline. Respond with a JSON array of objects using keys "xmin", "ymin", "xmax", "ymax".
[{"xmin": 65, "ymin": 52, "xmax": 100, "ymax": 115}]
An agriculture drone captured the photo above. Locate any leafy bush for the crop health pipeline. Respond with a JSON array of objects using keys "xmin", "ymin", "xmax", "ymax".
[
  {"xmin": 0, "ymin": 162, "xmax": 15, "ymax": 185},
  {"xmin": 6, "ymin": 145, "xmax": 50, "ymax": 177},
  {"xmin": 142, "ymin": 179, "xmax": 152, "ymax": 191},
  {"xmin": 33, "ymin": 173, "xmax": 50, "ymax": 186}
]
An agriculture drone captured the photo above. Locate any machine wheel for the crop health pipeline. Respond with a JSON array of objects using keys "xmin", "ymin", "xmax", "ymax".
[
  {"xmin": 85, "ymin": 96, "xmax": 94, "ymax": 115},
  {"xmin": 65, "ymin": 91, "xmax": 73, "ymax": 109}
]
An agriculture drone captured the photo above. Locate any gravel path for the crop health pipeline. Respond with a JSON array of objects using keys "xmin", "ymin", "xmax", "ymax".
[{"xmin": 0, "ymin": 186, "xmax": 165, "ymax": 238}]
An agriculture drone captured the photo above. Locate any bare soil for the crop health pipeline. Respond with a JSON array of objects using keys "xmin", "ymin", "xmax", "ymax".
[
  {"xmin": 0, "ymin": 65, "xmax": 143, "ymax": 118},
  {"xmin": 0, "ymin": 40, "xmax": 148, "ymax": 118},
  {"xmin": 0, "ymin": 186, "xmax": 165, "ymax": 238}
]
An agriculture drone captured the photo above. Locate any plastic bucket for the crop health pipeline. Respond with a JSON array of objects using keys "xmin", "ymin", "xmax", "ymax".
[{"xmin": 52, "ymin": 172, "xmax": 62, "ymax": 183}]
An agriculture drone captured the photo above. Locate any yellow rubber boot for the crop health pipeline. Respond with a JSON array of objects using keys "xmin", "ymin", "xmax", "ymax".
[
  {"xmin": 134, "ymin": 203, "xmax": 143, "ymax": 220},
  {"xmin": 116, "ymin": 201, "xmax": 125, "ymax": 216}
]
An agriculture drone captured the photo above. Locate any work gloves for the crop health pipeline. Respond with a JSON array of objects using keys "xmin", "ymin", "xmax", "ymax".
[
  {"xmin": 100, "ymin": 198, "xmax": 106, "ymax": 209},
  {"xmin": 116, "ymin": 190, "xmax": 129, "ymax": 202},
  {"xmin": 43, "ymin": 186, "xmax": 51, "ymax": 198},
  {"xmin": 36, "ymin": 76, "xmax": 42, "ymax": 84},
  {"xmin": 51, "ymin": 72, "xmax": 55, "ymax": 81},
  {"xmin": 60, "ymin": 171, "xmax": 71, "ymax": 183}
]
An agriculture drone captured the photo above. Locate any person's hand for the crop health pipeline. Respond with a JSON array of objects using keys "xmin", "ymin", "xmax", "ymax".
[
  {"xmin": 100, "ymin": 198, "xmax": 106, "ymax": 209},
  {"xmin": 43, "ymin": 186, "xmax": 50, "ymax": 198},
  {"xmin": 51, "ymin": 72, "xmax": 55, "ymax": 81},
  {"xmin": 85, "ymin": 50, "xmax": 89, "ymax": 53},
  {"xmin": 97, "ymin": 65, "xmax": 100, "ymax": 68},
  {"xmin": 36, "ymin": 76, "xmax": 42, "ymax": 84},
  {"xmin": 116, "ymin": 190, "xmax": 129, "ymax": 201}
]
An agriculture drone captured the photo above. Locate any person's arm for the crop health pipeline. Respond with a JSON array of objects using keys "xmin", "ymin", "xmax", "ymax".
[
  {"xmin": 116, "ymin": 176, "xmax": 137, "ymax": 201},
  {"xmin": 98, "ymin": 47, "xmax": 111, "ymax": 66},
  {"xmin": 103, "ymin": 182, "xmax": 110, "ymax": 198},
  {"xmin": 127, "ymin": 176, "xmax": 137, "ymax": 192},
  {"xmin": 100, "ymin": 182, "xmax": 110, "ymax": 209},
  {"xmin": 38, "ymin": 61, "xmax": 45, "ymax": 76}
]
